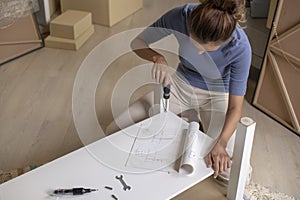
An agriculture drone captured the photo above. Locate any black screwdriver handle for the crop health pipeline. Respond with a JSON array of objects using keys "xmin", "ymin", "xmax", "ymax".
[
  {"xmin": 163, "ymin": 84, "xmax": 171, "ymax": 99},
  {"xmin": 54, "ymin": 188, "xmax": 97, "ymax": 195}
]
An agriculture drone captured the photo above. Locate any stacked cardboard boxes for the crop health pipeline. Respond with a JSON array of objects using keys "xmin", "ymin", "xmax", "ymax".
[
  {"xmin": 45, "ymin": 10, "xmax": 94, "ymax": 50},
  {"xmin": 60, "ymin": 0, "xmax": 143, "ymax": 27}
]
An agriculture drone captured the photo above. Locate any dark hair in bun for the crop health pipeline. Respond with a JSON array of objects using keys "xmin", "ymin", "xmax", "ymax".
[{"xmin": 190, "ymin": 0, "xmax": 246, "ymax": 43}]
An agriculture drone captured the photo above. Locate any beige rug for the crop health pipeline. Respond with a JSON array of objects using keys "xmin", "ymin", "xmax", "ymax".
[{"xmin": 245, "ymin": 182, "xmax": 297, "ymax": 200}]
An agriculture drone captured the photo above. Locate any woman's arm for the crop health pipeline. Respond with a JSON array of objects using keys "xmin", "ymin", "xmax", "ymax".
[
  {"xmin": 131, "ymin": 37, "xmax": 172, "ymax": 86},
  {"xmin": 207, "ymin": 94, "xmax": 244, "ymax": 178},
  {"xmin": 131, "ymin": 37, "xmax": 162, "ymax": 62}
]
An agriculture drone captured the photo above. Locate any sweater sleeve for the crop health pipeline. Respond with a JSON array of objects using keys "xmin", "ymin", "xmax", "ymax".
[
  {"xmin": 229, "ymin": 40, "xmax": 252, "ymax": 96},
  {"xmin": 140, "ymin": 6, "xmax": 184, "ymax": 44}
]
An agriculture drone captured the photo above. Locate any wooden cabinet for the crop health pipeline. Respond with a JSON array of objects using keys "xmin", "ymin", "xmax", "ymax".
[{"xmin": 253, "ymin": 0, "xmax": 300, "ymax": 135}]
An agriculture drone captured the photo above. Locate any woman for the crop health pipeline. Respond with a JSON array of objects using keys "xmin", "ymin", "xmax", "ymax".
[{"xmin": 108, "ymin": 0, "xmax": 251, "ymax": 182}]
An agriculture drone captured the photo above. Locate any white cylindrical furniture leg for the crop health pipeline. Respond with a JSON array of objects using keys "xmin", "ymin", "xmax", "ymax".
[{"xmin": 227, "ymin": 117, "xmax": 256, "ymax": 200}]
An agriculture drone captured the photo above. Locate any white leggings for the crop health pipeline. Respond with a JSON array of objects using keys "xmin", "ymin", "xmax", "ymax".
[{"xmin": 158, "ymin": 74, "xmax": 236, "ymax": 156}]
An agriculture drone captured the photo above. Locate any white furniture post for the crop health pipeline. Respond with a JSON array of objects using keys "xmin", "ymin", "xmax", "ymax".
[{"xmin": 227, "ymin": 117, "xmax": 256, "ymax": 200}]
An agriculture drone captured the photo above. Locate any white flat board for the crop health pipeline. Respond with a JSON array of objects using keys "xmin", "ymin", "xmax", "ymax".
[{"xmin": 0, "ymin": 112, "xmax": 214, "ymax": 200}]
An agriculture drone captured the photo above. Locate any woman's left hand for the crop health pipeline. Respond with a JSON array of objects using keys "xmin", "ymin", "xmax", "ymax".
[{"xmin": 206, "ymin": 140, "xmax": 231, "ymax": 178}]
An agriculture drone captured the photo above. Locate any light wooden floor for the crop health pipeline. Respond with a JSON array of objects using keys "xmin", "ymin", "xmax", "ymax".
[{"xmin": 1, "ymin": 0, "xmax": 300, "ymax": 199}]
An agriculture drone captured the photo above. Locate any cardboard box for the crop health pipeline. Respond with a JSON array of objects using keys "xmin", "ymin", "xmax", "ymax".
[
  {"xmin": 45, "ymin": 25, "xmax": 94, "ymax": 50},
  {"xmin": 60, "ymin": 0, "xmax": 143, "ymax": 27},
  {"xmin": 49, "ymin": 0, "xmax": 60, "ymax": 17},
  {"xmin": 50, "ymin": 10, "xmax": 92, "ymax": 39}
]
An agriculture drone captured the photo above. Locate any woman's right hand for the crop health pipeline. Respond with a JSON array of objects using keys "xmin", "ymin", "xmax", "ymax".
[{"xmin": 152, "ymin": 55, "xmax": 172, "ymax": 87}]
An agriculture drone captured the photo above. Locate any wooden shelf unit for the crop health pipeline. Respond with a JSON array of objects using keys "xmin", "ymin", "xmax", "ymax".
[{"xmin": 253, "ymin": 0, "xmax": 300, "ymax": 135}]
